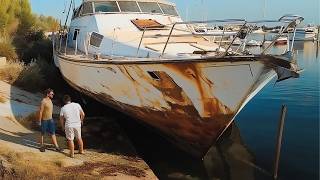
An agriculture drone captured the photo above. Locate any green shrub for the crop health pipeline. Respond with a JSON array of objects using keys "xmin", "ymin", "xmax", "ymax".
[{"xmin": 15, "ymin": 62, "xmax": 46, "ymax": 92}]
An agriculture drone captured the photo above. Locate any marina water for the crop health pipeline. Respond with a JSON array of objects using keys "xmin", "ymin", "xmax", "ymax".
[{"xmin": 235, "ymin": 41, "xmax": 319, "ymax": 180}]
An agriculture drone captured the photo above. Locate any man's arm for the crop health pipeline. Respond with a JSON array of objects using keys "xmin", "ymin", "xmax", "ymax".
[
  {"xmin": 38, "ymin": 100, "xmax": 44, "ymax": 123},
  {"xmin": 78, "ymin": 104, "xmax": 85, "ymax": 123},
  {"xmin": 60, "ymin": 115, "xmax": 65, "ymax": 131},
  {"xmin": 80, "ymin": 110, "xmax": 85, "ymax": 125}
]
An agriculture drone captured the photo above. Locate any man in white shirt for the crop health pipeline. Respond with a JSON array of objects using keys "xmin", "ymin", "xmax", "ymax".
[{"xmin": 59, "ymin": 95, "xmax": 85, "ymax": 158}]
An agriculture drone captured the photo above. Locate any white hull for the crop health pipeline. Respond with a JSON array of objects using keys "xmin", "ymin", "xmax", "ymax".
[{"xmin": 54, "ymin": 51, "xmax": 277, "ymax": 156}]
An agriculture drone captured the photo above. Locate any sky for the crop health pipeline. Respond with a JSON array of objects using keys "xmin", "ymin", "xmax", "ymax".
[{"xmin": 30, "ymin": 0, "xmax": 320, "ymax": 25}]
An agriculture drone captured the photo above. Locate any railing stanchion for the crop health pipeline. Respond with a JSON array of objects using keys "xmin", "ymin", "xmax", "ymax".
[
  {"xmin": 65, "ymin": 32, "xmax": 68, "ymax": 55},
  {"xmin": 223, "ymin": 22, "xmax": 247, "ymax": 56},
  {"xmin": 59, "ymin": 34, "xmax": 62, "ymax": 52},
  {"xmin": 290, "ymin": 27, "xmax": 297, "ymax": 52},
  {"xmin": 75, "ymin": 31, "xmax": 78, "ymax": 55},
  {"xmin": 218, "ymin": 27, "xmax": 225, "ymax": 51},
  {"xmin": 136, "ymin": 28, "xmax": 146, "ymax": 57},
  {"xmin": 161, "ymin": 23, "xmax": 176, "ymax": 57}
]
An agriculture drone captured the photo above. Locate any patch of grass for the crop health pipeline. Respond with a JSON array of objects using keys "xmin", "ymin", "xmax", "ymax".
[
  {"xmin": 0, "ymin": 145, "xmax": 91, "ymax": 179},
  {"xmin": 0, "ymin": 61, "xmax": 48, "ymax": 92},
  {"xmin": 0, "ymin": 62, "xmax": 24, "ymax": 84},
  {"xmin": 0, "ymin": 146, "xmax": 59, "ymax": 179},
  {"xmin": 0, "ymin": 42, "xmax": 18, "ymax": 62}
]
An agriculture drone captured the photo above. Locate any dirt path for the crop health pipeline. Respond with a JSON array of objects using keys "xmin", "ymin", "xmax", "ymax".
[{"xmin": 0, "ymin": 80, "xmax": 158, "ymax": 179}]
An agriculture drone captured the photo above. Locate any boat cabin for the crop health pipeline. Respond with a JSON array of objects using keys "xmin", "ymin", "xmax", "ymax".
[{"xmin": 67, "ymin": 0, "xmax": 198, "ymax": 58}]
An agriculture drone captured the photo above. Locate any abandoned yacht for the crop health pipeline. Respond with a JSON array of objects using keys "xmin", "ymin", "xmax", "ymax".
[{"xmin": 53, "ymin": 0, "xmax": 304, "ymax": 156}]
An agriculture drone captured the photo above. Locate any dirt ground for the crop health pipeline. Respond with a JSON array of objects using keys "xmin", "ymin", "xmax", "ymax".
[{"xmin": 0, "ymin": 80, "xmax": 158, "ymax": 180}]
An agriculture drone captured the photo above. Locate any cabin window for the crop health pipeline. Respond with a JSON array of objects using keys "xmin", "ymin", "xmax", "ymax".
[
  {"xmin": 73, "ymin": 29, "xmax": 80, "ymax": 40},
  {"xmin": 90, "ymin": 32, "xmax": 104, "ymax": 47},
  {"xmin": 82, "ymin": 2, "xmax": 94, "ymax": 15},
  {"xmin": 159, "ymin": 4, "xmax": 178, "ymax": 16},
  {"xmin": 118, "ymin": 1, "xmax": 140, "ymax": 12},
  {"xmin": 94, "ymin": 2, "xmax": 120, "ymax": 13},
  {"xmin": 138, "ymin": 2, "xmax": 162, "ymax": 14}
]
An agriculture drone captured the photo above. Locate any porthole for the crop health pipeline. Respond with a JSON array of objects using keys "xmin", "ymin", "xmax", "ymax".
[{"xmin": 147, "ymin": 71, "xmax": 160, "ymax": 80}]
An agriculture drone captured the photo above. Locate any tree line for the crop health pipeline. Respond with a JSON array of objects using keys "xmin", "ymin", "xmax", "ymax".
[{"xmin": 0, "ymin": 0, "xmax": 60, "ymax": 63}]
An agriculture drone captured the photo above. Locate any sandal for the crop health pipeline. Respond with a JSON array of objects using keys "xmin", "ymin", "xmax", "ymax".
[
  {"xmin": 39, "ymin": 146, "xmax": 46, "ymax": 152},
  {"xmin": 55, "ymin": 146, "xmax": 63, "ymax": 152}
]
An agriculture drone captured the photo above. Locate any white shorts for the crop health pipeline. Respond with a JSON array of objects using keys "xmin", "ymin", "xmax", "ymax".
[{"xmin": 65, "ymin": 126, "xmax": 81, "ymax": 141}]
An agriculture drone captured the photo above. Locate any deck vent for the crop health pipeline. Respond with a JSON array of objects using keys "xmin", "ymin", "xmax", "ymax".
[
  {"xmin": 90, "ymin": 32, "xmax": 104, "ymax": 47},
  {"xmin": 131, "ymin": 19, "xmax": 165, "ymax": 30},
  {"xmin": 147, "ymin": 71, "xmax": 160, "ymax": 80}
]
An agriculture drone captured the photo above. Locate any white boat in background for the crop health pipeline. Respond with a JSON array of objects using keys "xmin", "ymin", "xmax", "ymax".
[
  {"xmin": 275, "ymin": 36, "xmax": 288, "ymax": 45},
  {"xmin": 233, "ymin": 38, "xmax": 262, "ymax": 46},
  {"xmin": 53, "ymin": 0, "xmax": 304, "ymax": 157},
  {"xmin": 296, "ymin": 24, "xmax": 319, "ymax": 41},
  {"xmin": 304, "ymin": 25, "xmax": 318, "ymax": 41}
]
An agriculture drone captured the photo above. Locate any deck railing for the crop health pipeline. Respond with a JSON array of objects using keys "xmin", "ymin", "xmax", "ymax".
[{"xmin": 55, "ymin": 15, "xmax": 304, "ymax": 59}]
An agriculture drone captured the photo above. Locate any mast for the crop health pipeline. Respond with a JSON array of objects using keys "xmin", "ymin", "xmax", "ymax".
[
  {"xmin": 263, "ymin": 0, "xmax": 266, "ymax": 19},
  {"xmin": 201, "ymin": 0, "xmax": 205, "ymax": 21},
  {"xmin": 262, "ymin": 0, "xmax": 267, "ymax": 44}
]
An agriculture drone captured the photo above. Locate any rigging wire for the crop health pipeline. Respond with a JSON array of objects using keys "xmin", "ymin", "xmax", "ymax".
[
  {"xmin": 63, "ymin": 0, "xmax": 67, "ymax": 14},
  {"xmin": 73, "ymin": 0, "xmax": 76, "ymax": 12},
  {"xmin": 63, "ymin": 0, "xmax": 73, "ymax": 30}
]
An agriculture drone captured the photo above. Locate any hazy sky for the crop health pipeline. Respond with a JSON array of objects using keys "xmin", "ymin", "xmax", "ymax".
[{"xmin": 30, "ymin": 0, "xmax": 320, "ymax": 25}]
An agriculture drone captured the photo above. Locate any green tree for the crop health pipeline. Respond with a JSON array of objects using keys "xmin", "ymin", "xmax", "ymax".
[{"xmin": 0, "ymin": 0, "xmax": 59, "ymax": 63}]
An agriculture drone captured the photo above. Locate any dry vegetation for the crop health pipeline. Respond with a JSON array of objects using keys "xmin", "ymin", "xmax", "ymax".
[
  {"xmin": 0, "ymin": 144, "xmax": 148, "ymax": 180},
  {"xmin": 0, "ymin": 62, "xmax": 24, "ymax": 84},
  {"xmin": 0, "ymin": 61, "xmax": 49, "ymax": 92},
  {"xmin": 0, "ymin": 42, "xmax": 18, "ymax": 62},
  {"xmin": 0, "ymin": 145, "xmax": 60, "ymax": 179},
  {"xmin": 0, "ymin": 145, "xmax": 88, "ymax": 179}
]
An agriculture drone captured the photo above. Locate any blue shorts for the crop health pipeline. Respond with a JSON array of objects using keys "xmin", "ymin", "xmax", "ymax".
[{"xmin": 41, "ymin": 119, "xmax": 56, "ymax": 135}]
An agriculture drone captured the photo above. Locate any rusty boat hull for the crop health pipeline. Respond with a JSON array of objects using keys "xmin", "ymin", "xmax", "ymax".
[{"xmin": 54, "ymin": 52, "xmax": 281, "ymax": 156}]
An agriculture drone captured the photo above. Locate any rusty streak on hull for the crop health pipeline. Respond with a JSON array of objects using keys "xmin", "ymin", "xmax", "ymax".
[{"xmin": 64, "ymin": 77, "xmax": 235, "ymax": 157}]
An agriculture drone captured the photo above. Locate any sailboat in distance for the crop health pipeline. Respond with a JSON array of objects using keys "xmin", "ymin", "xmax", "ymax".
[{"xmin": 53, "ymin": 0, "xmax": 303, "ymax": 157}]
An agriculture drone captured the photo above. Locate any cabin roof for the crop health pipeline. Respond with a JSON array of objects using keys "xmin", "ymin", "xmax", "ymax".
[{"xmin": 83, "ymin": 0, "xmax": 176, "ymax": 6}]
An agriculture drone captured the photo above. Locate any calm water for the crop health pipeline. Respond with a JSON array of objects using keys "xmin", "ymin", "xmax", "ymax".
[
  {"xmin": 118, "ymin": 41, "xmax": 319, "ymax": 180},
  {"xmin": 235, "ymin": 41, "xmax": 319, "ymax": 180}
]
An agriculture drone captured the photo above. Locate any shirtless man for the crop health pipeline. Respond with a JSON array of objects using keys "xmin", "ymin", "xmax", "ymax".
[{"xmin": 38, "ymin": 88, "xmax": 62, "ymax": 152}]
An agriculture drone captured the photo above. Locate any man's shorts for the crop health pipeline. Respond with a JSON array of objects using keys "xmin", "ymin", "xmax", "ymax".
[
  {"xmin": 41, "ymin": 119, "xmax": 56, "ymax": 135},
  {"xmin": 65, "ymin": 127, "xmax": 81, "ymax": 141}
]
